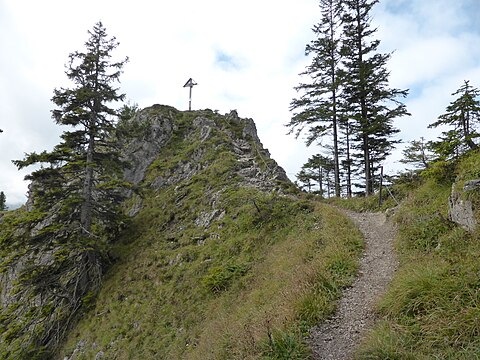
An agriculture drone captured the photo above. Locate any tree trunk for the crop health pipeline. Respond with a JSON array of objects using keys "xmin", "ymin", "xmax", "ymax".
[
  {"xmin": 363, "ymin": 133, "xmax": 371, "ymax": 195},
  {"xmin": 329, "ymin": 5, "xmax": 341, "ymax": 198},
  {"xmin": 81, "ymin": 132, "xmax": 95, "ymax": 234},
  {"xmin": 462, "ymin": 109, "xmax": 478, "ymax": 150},
  {"xmin": 318, "ymin": 166, "xmax": 323, "ymax": 196},
  {"xmin": 346, "ymin": 120, "xmax": 352, "ymax": 198}
]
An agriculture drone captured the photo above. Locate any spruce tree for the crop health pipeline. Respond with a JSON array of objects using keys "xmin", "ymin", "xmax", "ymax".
[
  {"xmin": 341, "ymin": 0, "xmax": 409, "ymax": 195},
  {"xmin": 0, "ymin": 191, "xmax": 6, "ymax": 211},
  {"xmin": 400, "ymin": 137, "xmax": 433, "ymax": 169},
  {"xmin": 15, "ymin": 21, "xmax": 128, "ymax": 240},
  {"xmin": 428, "ymin": 80, "xmax": 480, "ymax": 158},
  {"xmin": 11, "ymin": 22, "xmax": 129, "ymax": 352},
  {"xmin": 296, "ymin": 168, "xmax": 314, "ymax": 192},
  {"xmin": 297, "ymin": 154, "xmax": 335, "ymax": 196},
  {"xmin": 288, "ymin": 0, "xmax": 344, "ymax": 197}
]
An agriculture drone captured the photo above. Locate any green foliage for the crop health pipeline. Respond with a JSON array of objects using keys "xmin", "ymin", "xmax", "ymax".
[
  {"xmin": 400, "ymin": 137, "xmax": 434, "ymax": 170},
  {"xmin": 202, "ymin": 262, "xmax": 250, "ymax": 293},
  {"xmin": 428, "ymin": 80, "xmax": 480, "ymax": 158},
  {"xmin": 420, "ymin": 160, "xmax": 457, "ymax": 184},
  {"xmin": 1, "ymin": 22, "xmax": 130, "ymax": 359},
  {"xmin": 327, "ymin": 188, "xmax": 400, "ymax": 212},
  {"xmin": 261, "ymin": 327, "xmax": 310, "ymax": 360},
  {"xmin": 341, "ymin": 0, "xmax": 409, "ymax": 195},
  {"xmin": 2, "ymin": 103, "xmax": 366, "ymax": 359},
  {"xmin": 295, "ymin": 271, "xmax": 340, "ymax": 325},
  {"xmin": 288, "ymin": 0, "xmax": 343, "ymax": 197},
  {"xmin": 14, "ymin": 20, "xmax": 129, "ymax": 240},
  {"xmin": 0, "ymin": 191, "xmax": 7, "ymax": 211},
  {"xmin": 297, "ymin": 154, "xmax": 335, "ymax": 197}
]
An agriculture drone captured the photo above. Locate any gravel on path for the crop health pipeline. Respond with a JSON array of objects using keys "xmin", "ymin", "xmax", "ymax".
[{"xmin": 309, "ymin": 210, "xmax": 398, "ymax": 360}]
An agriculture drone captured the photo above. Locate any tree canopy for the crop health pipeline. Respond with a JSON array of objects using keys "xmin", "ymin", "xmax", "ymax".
[
  {"xmin": 429, "ymin": 80, "xmax": 480, "ymax": 159},
  {"xmin": 290, "ymin": 0, "xmax": 409, "ymax": 197}
]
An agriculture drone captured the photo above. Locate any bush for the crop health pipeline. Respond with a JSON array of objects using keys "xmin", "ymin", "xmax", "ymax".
[{"xmin": 202, "ymin": 263, "xmax": 250, "ymax": 293}]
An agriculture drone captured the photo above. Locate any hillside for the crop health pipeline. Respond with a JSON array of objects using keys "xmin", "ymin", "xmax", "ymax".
[
  {"xmin": 355, "ymin": 152, "xmax": 480, "ymax": 359},
  {"xmin": 0, "ymin": 105, "xmax": 364, "ymax": 359}
]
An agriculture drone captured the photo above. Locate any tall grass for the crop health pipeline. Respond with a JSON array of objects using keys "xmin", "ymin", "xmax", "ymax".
[
  {"xmin": 57, "ymin": 191, "xmax": 362, "ymax": 359},
  {"xmin": 357, "ymin": 152, "xmax": 480, "ymax": 359}
]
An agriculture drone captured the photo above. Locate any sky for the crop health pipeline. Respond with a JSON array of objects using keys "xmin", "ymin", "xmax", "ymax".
[{"xmin": 1, "ymin": 0, "xmax": 480, "ymax": 207}]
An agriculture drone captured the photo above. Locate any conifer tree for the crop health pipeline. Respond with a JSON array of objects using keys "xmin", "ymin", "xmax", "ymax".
[
  {"xmin": 12, "ymin": 23, "xmax": 129, "ymax": 351},
  {"xmin": 0, "ymin": 191, "xmax": 6, "ymax": 211},
  {"xmin": 297, "ymin": 154, "xmax": 335, "ymax": 196},
  {"xmin": 288, "ymin": 0, "xmax": 344, "ymax": 197},
  {"xmin": 296, "ymin": 168, "xmax": 314, "ymax": 192},
  {"xmin": 15, "ymin": 21, "xmax": 128, "ymax": 240},
  {"xmin": 341, "ymin": 0, "xmax": 409, "ymax": 195},
  {"xmin": 400, "ymin": 137, "xmax": 433, "ymax": 169},
  {"xmin": 428, "ymin": 80, "xmax": 480, "ymax": 158}
]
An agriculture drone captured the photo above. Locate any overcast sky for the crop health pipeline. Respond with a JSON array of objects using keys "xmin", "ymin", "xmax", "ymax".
[{"xmin": 1, "ymin": 0, "xmax": 480, "ymax": 207}]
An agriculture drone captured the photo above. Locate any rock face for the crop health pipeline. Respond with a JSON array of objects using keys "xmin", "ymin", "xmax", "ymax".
[
  {"xmin": 448, "ymin": 179, "xmax": 480, "ymax": 232},
  {"xmin": 120, "ymin": 105, "xmax": 289, "ymax": 191},
  {"xmin": 121, "ymin": 105, "xmax": 177, "ymax": 185}
]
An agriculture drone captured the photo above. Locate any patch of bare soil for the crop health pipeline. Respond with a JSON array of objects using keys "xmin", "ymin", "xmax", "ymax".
[{"xmin": 309, "ymin": 210, "xmax": 398, "ymax": 360}]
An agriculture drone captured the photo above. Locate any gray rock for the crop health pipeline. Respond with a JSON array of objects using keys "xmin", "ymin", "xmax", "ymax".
[
  {"xmin": 121, "ymin": 105, "xmax": 177, "ymax": 185},
  {"xmin": 449, "ymin": 184, "xmax": 476, "ymax": 232},
  {"xmin": 464, "ymin": 179, "xmax": 480, "ymax": 191},
  {"xmin": 1, "ymin": 104, "xmax": 294, "ymax": 357},
  {"xmin": 192, "ymin": 116, "xmax": 215, "ymax": 142},
  {"xmin": 195, "ymin": 209, "xmax": 222, "ymax": 228}
]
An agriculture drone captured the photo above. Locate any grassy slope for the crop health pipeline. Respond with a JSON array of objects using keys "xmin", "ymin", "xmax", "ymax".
[
  {"xmin": 59, "ymin": 199, "xmax": 362, "ymax": 359},
  {"xmin": 56, "ymin": 109, "xmax": 364, "ymax": 359},
  {"xmin": 357, "ymin": 152, "xmax": 480, "ymax": 359}
]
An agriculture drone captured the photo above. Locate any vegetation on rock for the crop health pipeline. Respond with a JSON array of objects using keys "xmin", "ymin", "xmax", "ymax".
[
  {"xmin": 1, "ymin": 102, "xmax": 364, "ymax": 359},
  {"xmin": 54, "ymin": 105, "xmax": 364, "ymax": 359},
  {"xmin": 1, "ymin": 22, "xmax": 129, "ymax": 359}
]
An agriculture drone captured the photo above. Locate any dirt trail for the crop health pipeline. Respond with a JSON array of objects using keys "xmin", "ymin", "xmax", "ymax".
[{"xmin": 309, "ymin": 210, "xmax": 398, "ymax": 360}]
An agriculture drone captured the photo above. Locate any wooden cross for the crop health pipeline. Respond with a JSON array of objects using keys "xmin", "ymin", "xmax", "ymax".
[{"xmin": 183, "ymin": 78, "xmax": 198, "ymax": 111}]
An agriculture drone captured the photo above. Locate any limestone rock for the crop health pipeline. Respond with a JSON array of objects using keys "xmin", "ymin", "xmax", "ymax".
[
  {"xmin": 121, "ymin": 104, "xmax": 177, "ymax": 185},
  {"xmin": 448, "ymin": 183, "xmax": 477, "ymax": 232},
  {"xmin": 463, "ymin": 179, "xmax": 480, "ymax": 192}
]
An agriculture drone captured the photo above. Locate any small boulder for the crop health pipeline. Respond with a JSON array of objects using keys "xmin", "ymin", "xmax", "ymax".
[
  {"xmin": 448, "ymin": 184, "xmax": 476, "ymax": 232},
  {"xmin": 463, "ymin": 179, "xmax": 480, "ymax": 192}
]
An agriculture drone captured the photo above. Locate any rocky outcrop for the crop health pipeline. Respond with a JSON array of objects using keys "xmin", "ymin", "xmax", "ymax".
[
  {"xmin": 121, "ymin": 104, "xmax": 178, "ymax": 185},
  {"xmin": 0, "ymin": 104, "xmax": 292, "ymax": 358},
  {"xmin": 448, "ymin": 179, "xmax": 480, "ymax": 232},
  {"xmin": 121, "ymin": 105, "xmax": 289, "ymax": 192}
]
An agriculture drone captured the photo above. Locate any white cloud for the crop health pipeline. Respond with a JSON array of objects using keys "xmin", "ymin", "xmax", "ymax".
[
  {"xmin": 374, "ymin": 0, "xmax": 480, "ymax": 175},
  {"xmin": 1, "ymin": 0, "xmax": 480, "ymax": 205}
]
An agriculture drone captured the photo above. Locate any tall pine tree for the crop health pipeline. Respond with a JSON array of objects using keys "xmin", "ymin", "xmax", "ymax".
[
  {"xmin": 341, "ymin": 0, "xmax": 409, "ymax": 195},
  {"xmin": 288, "ymin": 0, "xmax": 344, "ymax": 197}
]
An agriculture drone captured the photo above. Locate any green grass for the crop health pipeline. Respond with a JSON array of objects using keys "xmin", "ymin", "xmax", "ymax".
[
  {"xmin": 57, "ymin": 194, "xmax": 363, "ymax": 359},
  {"xmin": 356, "ymin": 151, "xmax": 480, "ymax": 359}
]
